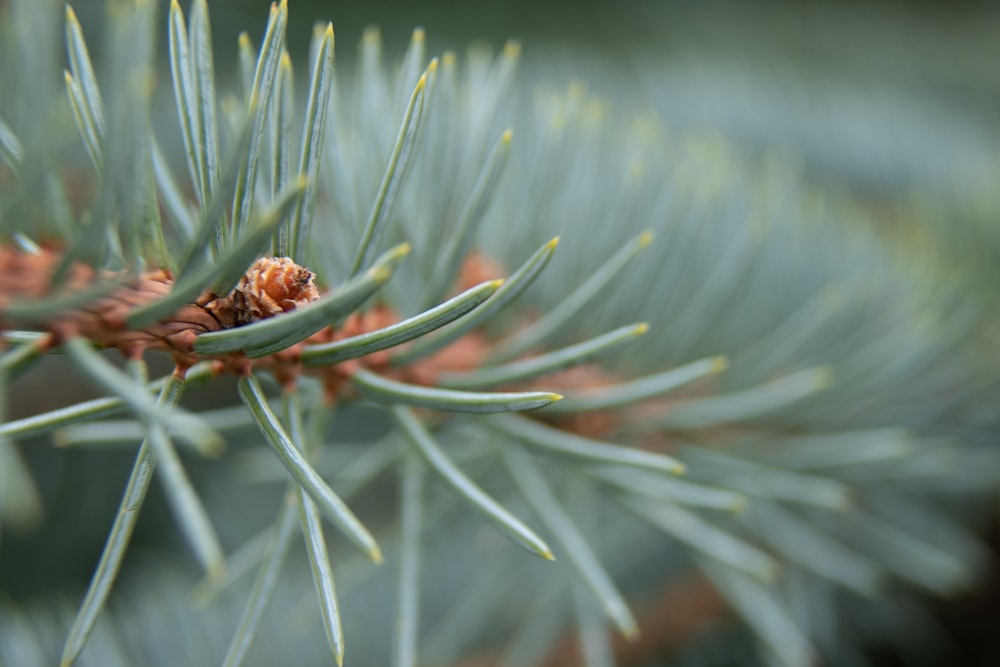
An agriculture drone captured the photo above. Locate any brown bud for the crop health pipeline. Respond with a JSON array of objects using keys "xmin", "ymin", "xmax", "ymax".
[{"xmin": 231, "ymin": 257, "xmax": 320, "ymax": 325}]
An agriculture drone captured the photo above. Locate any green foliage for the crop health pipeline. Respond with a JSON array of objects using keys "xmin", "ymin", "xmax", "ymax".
[{"xmin": 1, "ymin": 1, "xmax": 998, "ymax": 667}]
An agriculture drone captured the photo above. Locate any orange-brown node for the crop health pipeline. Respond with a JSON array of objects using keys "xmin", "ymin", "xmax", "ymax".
[
  {"xmin": 456, "ymin": 250, "xmax": 506, "ymax": 294},
  {"xmin": 268, "ymin": 345, "xmax": 305, "ymax": 389},
  {"xmin": 331, "ymin": 306, "xmax": 399, "ymax": 369},
  {"xmin": 401, "ymin": 333, "xmax": 492, "ymax": 386},
  {"xmin": 219, "ymin": 353, "xmax": 254, "ymax": 378},
  {"xmin": 0, "ymin": 246, "xmax": 96, "ymax": 313},
  {"xmin": 554, "ymin": 410, "xmax": 621, "ymax": 439},
  {"xmin": 199, "ymin": 291, "xmax": 238, "ymax": 329},
  {"xmin": 531, "ymin": 364, "xmax": 617, "ymax": 393},
  {"xmin": 320, "ymin": 364, "xmax": 354, "ymax": 402},
  {"xmin": 528, "ymin": 365, "xmax": 622, "ymax": 437},
  {"xmin": 231, "ymin": 257, "xmax": 320, "ymax": 325}
]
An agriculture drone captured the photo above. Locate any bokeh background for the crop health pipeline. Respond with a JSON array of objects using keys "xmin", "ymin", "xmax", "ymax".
[
  {"xmin": 69, "ymin": 0, "xmax": 1000, "ymax": 193},
  {"xmin": 4, "ymin": 0, "xmax": 1000, "ymax": 665}
]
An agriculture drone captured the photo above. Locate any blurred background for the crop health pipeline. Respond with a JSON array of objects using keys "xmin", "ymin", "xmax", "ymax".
[
  {"xmin": 68, "ymin": 0, "xmax": 1000, "ymax": 194},
  {"xmin": 4, "ymin": 0, "xmax": 1000, "ymax": 665}
]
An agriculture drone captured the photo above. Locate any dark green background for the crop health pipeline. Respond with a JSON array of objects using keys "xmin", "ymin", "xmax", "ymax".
[{"xmin": 68, "ymin": 0, "xmax": 1000, "ymax": 194}]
